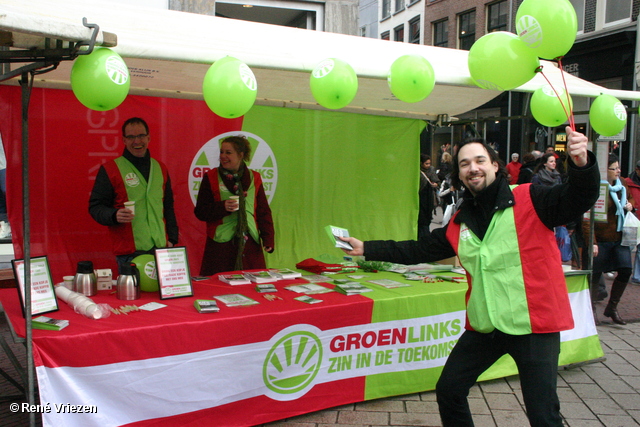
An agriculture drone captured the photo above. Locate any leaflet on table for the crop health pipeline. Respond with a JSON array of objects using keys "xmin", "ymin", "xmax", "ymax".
[
  {"xmin": 294, "ymin": 295, "xmax": 323, "ymax": 304},
  {"xmin": 243, "ymin": 271, "xmax": 279, "ymax": 283},
  {"xmin": 194, "ymin": 299, "xmax": 220, "ymax": 313},
  {"xmin": 270, "ymin": 268, "xmax": 302, "ymax": 280},
  {"xmin": 388, "ymin": 263, "xmax": 455, "ymax": 274},
  {"xmin": 368, "ymin": 279, "xmax": 412, "ymax": 289},
  {"xmin": 218, "ymin": 274, "xmax": 252, "ymax": 285},
  {"xmin": 334, "ymin": 282, "xmax": 373, "ymax": 295},
  {"xmin": 214, "ymin": 294, "xmax": 259, "ymax": 307},
  {"xmin": 325, "ymin": 225, "xmax": 354, "ymax": 251},
  {"xmin": 255, "ymin": 284, "xmax": 278, "ymax": 293},
  {"xmin": 32, "ymin": 316, "xmax": 69, "ymax": 330},
  {"xmin": 284, "ymin": 284, "xmax": 333, "ymax": 294},
  {"xmin": 301, "ymin": 274, "xmax": 333, "ymax": 282}
]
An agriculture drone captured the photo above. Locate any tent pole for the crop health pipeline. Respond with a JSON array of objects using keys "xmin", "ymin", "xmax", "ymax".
[{"xmin": 19, "ymin": 71, "xmax": 35, "ymax": 427}]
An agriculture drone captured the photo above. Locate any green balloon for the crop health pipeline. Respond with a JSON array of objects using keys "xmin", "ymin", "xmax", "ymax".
[
  {"xmin": 132, "ymin": 254, "xmax": 158, "ymax": 292},
  {"xmin": 530, "ymin": 85, "xmax": 573, "ymax": 127},
  {"xmin": 468, "ymin": 32, "xmax": 540, "ymax": 91},
  {"xmin": 516, "ymin": 0, "xmax": 577, "ymax": 60},
  {"xmin": 70, "ymin": 47, "xmax": 130, "ymax": 111},
  {"xmin": 310, "ymin": 58, "xmax": 358, "ymax": 110},
  {"xmin": 589, "ymin": 94, "xmax": 627, "ymax": 137},
  {"xmin": 202, "ymin": 56, "xmax": 257, "ymax": 119},
  {"xmin": 388, "ymin": 55, "xmax": 435, "ymax": 103}
]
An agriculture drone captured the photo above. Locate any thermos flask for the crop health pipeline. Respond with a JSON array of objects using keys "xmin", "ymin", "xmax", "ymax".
[
  {"xmin": 73, "ymin": 260, "xmax": 97, "ymax": 297},
  {"xmin": 116, "ymin": 263, "xmax": 140, "ymax": 300}
]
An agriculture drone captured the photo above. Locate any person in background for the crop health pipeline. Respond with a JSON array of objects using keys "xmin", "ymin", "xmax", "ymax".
[
  {"xmin": 194, "ymin": 135, "xmax": 274, "ymax": 276},
  {"xmin": 89, "ymin": 117, "xmax": 178, "ymax": 273},
  {"xmin": 584, "ymin": 154, "xmax": 634, "ymax": 325},
  {"xmin": 506, "ymin": 152, "xmax": 521, "ymax": 185},
  {"xmin": 419, "ymin": 153, "xmax": 440, "ymax": 238},
  {"xmin": 625, "ymin": 160, "xmax": 640, "ymax": 284},
  {"xmin": 437, "ymin": 152, "xmax": 453, "ymax": 183},
  {"xmin": 516, "ymin": 153, "xmax": 537, "ymax": 184},
  {"xmin": 532, "ymin": 152, "xmax": 562, "ymax": 186},
  {"xmin": 339, "ymin": 127, "xmax": 599, "ymax": 427}
]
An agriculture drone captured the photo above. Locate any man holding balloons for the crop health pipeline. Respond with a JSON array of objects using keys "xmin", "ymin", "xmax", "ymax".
[
  {"xmin": 89, "ymin": 117, "xmax": 179, "ymax": 272},
  {"xmin": 339, "ymin": 126, "xmax": 599, "ymax": 426}
]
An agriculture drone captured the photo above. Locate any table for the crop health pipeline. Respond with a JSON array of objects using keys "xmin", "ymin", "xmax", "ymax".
[{"xmin": 0, "ymin": 270, "xmax": 603, "ymax": 427}]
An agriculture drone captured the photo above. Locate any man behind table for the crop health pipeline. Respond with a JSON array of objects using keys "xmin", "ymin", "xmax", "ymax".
[
  {"xmin": 89, "ymin": 117, "xmax": 178, "ymax": 272},
  {"xmin": 339, "ymin": 126, "xmax": 599, "ymax": 427}
]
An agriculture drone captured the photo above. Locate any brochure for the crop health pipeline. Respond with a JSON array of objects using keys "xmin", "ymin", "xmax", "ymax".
[
  {"xmin": 302, "ymin": 274, "xmax": 333, "ymax": 283},
  {"xmin": 285, "ymin": 284, "xmax": 333, "ymax": 294},
  {"xmin": 368, "ymin": 279, "xmax": 411, "ymax": 289},
  {"xmin": 294, "ymin": 295, "xmax": 323, "ymax": 304},
  {"xmin": 256, "ymin": 284, "xmax": 278, "ymax": 293},
  {"xmin": 218, "ymin": 274, "xmax": 252, "ymax": 285},
  {"xmin": 243, "ymin": 271, "xmax": 279, "ymax": 284},
  {"xmin": 214, "ymin": 294, "xmax": 259, "ymax": 307},
  {"xmin": 325, "ymin": 225, "xmax": 354, "ymax": 251},
  {"xmin": 334, "ymin": 282, "xmax": 373, "ymax": 295},
  {"xmin": 194, "ymin": 299, "xmax": 220, "ymax": 313},
  {"xmin": 270, "ymin": 268, "xmax": 302, "ymax": 280},
  {"xmin": 32, "ymin": 316, "xmax": 69, "ymax": 331}
]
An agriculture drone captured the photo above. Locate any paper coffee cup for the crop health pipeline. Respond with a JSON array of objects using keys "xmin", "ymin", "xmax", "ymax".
[
  {"xmin": 124, "ymin": 201, "xmax": 135, "ymax": 215},
  {"xmin": 229, "ymin": 196, "xmax": 239, "ymax": 211},
  {"xmin": 63, "ymin": 275, "xmax": 74, "ymax": 290}
]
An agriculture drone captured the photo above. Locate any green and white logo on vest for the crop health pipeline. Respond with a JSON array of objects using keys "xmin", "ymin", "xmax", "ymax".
[
  {"xmin": 125, "ymin": 172, "xmax": 140, "ymax": 187},
  {"xmin": 188, "ymin": 131, "xmax": 277, "ymax": 205},
  {"xmin": 263, "ymin": 325, "xmax": 323, "ymax": 401}
]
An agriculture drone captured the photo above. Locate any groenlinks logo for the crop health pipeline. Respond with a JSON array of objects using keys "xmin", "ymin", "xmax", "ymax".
[
  {"xmin": 188, "ymin": 131, "xmax": 277, "ymax": 205},
  {"xmin": 125, "ymin": 172, "xmax": 140, "ymax": 187},
  {"xmin": 263, "ymin": 325, "xmax": 323, "ymax": 401},
  {"xmin": 106, "ymin": 55, "xmax": 129, "ymax": 85}
]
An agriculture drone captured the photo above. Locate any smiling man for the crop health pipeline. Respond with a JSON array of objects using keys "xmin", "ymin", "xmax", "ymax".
[
  {"xmin": 89, "ymin": 117, "xmax": 178, "ymax": 272},
  {"xmin": 339, "ymin": 127, "xmax": 600, "ymax": 427}
]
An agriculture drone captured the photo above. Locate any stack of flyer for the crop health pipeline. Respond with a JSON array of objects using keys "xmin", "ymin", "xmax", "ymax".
[
  {"xmin": 333, "ymin": 282, "xmax": 373, "ymax": 295},
  {"xmin": 270, "ymin": 268, "xmax": 302, "ymax": 280},
  {"xmin": 218, "ymin": 274, "xmax": 251, "ymax": 285},
  {"xmin": 285, "ymin": 283, "xmax": 333, "ymax": 294},
  {"xmin": 243, "ymin": 271, "xmax": 279, "ymax": 283},
  {"xmin": 194, "ymin": 299, "xmax": 221, "ymax": 313},
  {"xmin": 32, "ymin": 316, "xmax": 69, "ymax": 331},
  {"xmin": 214, "ymin": 294, "xmax": 259, "ymax": 307}
]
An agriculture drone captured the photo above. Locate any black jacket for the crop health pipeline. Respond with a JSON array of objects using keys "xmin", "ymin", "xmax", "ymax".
[{"xmin": 365, "ymin": 152, "xmax": 600, "ymax": 264}]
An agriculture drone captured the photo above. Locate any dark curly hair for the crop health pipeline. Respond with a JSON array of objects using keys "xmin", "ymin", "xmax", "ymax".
[{"xmin": 451, "ymin": 137, "xmax": 508, "ymax": 191}]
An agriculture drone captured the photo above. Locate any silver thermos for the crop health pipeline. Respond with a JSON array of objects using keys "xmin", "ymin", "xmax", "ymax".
[
  {"xmin": 73, "ymin": 260, "xmax": 97, "ymax": 296},
  {"xmin": 117, "ymin": 263, "xmax": 140, "ymax": 300}
]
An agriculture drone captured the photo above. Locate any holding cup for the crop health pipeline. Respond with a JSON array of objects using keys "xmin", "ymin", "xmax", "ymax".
[
  {"xmin": 124, "ymin": 201, "xmax": 135, "ymax": 215},
  {"xmin": 229, "ymin": 195, "xmax": 240, "ymax": 211}
]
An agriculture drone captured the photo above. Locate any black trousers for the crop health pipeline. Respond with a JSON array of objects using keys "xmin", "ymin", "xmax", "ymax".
[{"xmin": 436, "ymin": 329, "xmax": 562, "ymax": 427}]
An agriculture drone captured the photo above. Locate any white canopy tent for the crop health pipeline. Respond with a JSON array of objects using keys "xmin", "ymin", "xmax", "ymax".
[{"xmin": 2, "ymin": 0, "xmax": 640, "ymax": 121}]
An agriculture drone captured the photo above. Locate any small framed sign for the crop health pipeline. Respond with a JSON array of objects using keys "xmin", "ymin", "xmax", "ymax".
[
  {"xmin": 154, "ymin": 247, "xmax": 193, "ymax": 300},
  {"xmin": 12, "ymin": 256, "xmax": 59, "ymax": 317}
]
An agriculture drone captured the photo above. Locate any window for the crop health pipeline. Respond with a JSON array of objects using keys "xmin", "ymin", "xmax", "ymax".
[
  {"xmin": 568, "ymin": 0, "xmax": 584, "ymax": 32},
  {"xmin": 360, "ymin": 26, "xmax": 367, "ymax": 37},
  {"xmin": 433, "ymin": 19, "xmax": 448, "ymax": 47},
  {"xmin": 381, "ymin": 31, "xmax": 390, "ymax": 40},
  {"xmin": 604, "ymin": 0, "xmax": 631, "ymax": 25},
  {"xmin": 458, "ymin": 10, "xmax": 475, "ymax": 50},
  {"xmin": 395, "ymin": 0, "xmax": 404, "ymax": 13},
  {"xmin": 382, "ymin": 0, "xmax": 391, "ymax": 19},
  {"xmin": 395, "ymin": 25, "xmax": 405, "ymax": 42},
  {"xmin": 409, "ymin": 16, "xmax": 420, "ymax": 44},
  {"xmin": 487, "ymin": 1, "xmax": 508, "ymax": 33}
]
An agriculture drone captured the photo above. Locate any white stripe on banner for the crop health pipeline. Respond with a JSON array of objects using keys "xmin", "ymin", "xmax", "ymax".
[
  {"xmin": 561, "ymin": 289, "xmax": 598, "ymax": 342},
  {"xmin": 37, "ymin": 291, "xmax": 597, "ymax": 426}
]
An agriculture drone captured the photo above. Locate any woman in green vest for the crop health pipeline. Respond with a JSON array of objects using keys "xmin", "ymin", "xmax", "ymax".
[{"xmin": 194, "ymin": 135, "xmax": 275, "ymax": 275}]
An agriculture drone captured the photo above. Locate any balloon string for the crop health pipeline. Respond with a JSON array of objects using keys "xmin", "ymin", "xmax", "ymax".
[
  {"xmin": 538, "ymin": 68, "xmax": 575, "ymax": 132},
  {"xmin": 557, "ymin": 57, "xmax": 575, "ymax": 131}
]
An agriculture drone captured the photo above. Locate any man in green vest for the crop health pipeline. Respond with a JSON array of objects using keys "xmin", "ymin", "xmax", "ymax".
[
  {"xmin": 339, "ymin": 127, "xmax": 600, "ymax": 427},
  {"xmin": 89, "ymin": 117, "xmax": 178, "ymax": 272}
]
